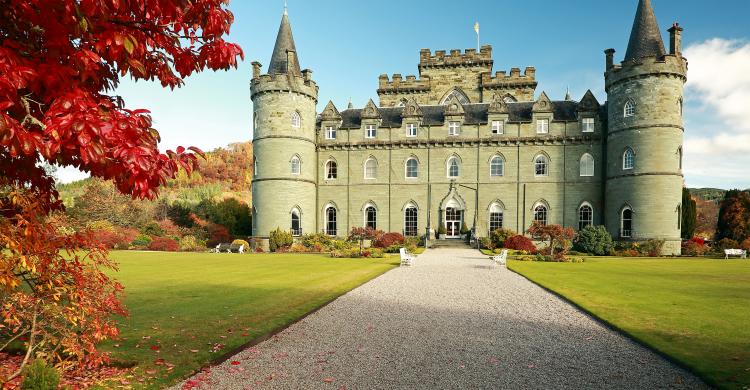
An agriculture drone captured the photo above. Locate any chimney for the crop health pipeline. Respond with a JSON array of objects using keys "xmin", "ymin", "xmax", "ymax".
[
  {"xmin": 668, "ymin": 23, "xmax": 684, "ymax": 56},
  {"xmin": 251, "ymin": 61, "xmax": 262, "ymax": 79},
  {"xmin": 605, "ymin": 48, "xmax": 616, "ymax": 70},
  {"xmin": 302, "ymin": 69, "xmax": 313, "ymax": 82},
  {"xmin": 286, "ymin": 50, "xmax": 298, "ymax": 74}
]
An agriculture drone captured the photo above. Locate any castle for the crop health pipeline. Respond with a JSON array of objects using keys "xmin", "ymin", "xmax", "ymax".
[{"xmin": 250, "ymin": 0, "xmax": 688, "ymax": 255}]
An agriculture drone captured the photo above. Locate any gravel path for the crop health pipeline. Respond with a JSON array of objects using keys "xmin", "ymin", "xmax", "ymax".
[{"xmin": 174, "ymin": 248, "xmax": 707, "ymax": 389}]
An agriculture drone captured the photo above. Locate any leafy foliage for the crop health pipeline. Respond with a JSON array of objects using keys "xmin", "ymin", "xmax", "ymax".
[
  {"xmin": 574, "ymin": 225, "xmax": 614, "ymax": 256},
  {"xmin": 681, "ymin": 188, "xmax": 697, "ymax": 240},
  {"xmin": 195, "ymin": 198, "xmax": 252, "ymax": 237},
  {"xmin": 716, "ymin": 190, "xmax": 750, "ymax": 243},
  {"xmin": 20, "ymin": 359, "xmax": 59, "ymax": 390},
  {"xmin": 373, "ymin": 232, "xmax": 405, "ymax": 249},
  {"xmin": 503, "ymin": 235, "xmax": 536, "ymax": 253},
  {"xmin": 682, "ymin": 237, "xmax": 709, "ymax": 257},
  {"xmin": 527, "ymin": 222, "xmax": 575, "ymax": 259},
  {"xmin": 269, "ymin": 228, "xmax": 293, "ymax": 252},
  {"xmin": 148, "ymin": 237, "xmax": 180, "ymax": 252}
]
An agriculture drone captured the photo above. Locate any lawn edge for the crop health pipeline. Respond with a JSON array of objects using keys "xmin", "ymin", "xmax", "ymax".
[
  {"xmin": 505, "ymin": 261, "xmax": 721, "ymax": 390},
  {"xmin": 172, "ymin": 260, "xmax": 399, "ymax": 386}
]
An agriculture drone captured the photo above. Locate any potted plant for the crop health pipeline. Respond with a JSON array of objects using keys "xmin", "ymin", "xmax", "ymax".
[
  {"xmin": 460, "ymin": 221, "xmax": 470, "ymax": 240},
  {"xmin": 437, "ymin": 225, "xmax": 447, "ymax": 240}
]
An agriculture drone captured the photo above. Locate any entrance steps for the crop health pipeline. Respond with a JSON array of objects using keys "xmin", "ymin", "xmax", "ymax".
[{"xmin": 430, "ymin": 239, "xmax": 473, "ymax": 249}]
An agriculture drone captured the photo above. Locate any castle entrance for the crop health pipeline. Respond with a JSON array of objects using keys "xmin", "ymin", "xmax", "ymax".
[{"xmin": 445, "ymin": 207, "xmax": 463, "ymax": 238}]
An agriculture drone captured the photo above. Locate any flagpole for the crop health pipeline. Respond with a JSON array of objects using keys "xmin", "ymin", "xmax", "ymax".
[{"xmin": 474, "ymin": 22, "xmax": 480, "ymax": 51}]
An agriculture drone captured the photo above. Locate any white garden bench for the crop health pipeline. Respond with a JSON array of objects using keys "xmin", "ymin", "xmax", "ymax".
[
  {"xmin": 399, "ymin": 247, "xmax": 416, "ymax": 266},
  {"xmin": 490, "ymin": 249, "xmax": 508, "ymax": 268},
  {"xmin": 724, "ymin": 249, "xmax": 747, "ymax": 259}
]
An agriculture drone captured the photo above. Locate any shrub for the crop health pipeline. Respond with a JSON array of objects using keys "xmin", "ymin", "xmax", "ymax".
[
  {"xmin": 289, "ymin": 243, "xmax": 309, "ymax": 253},
  {"xmin": 437, "ymin": 225, "xmax": 447, "ymax": 236},
  {"xmin": 157, "ymin": 219, "xmax": 182, "ymax": 237},
  {"xmin": 254, "ymin": 246, "xmax": 264, "ymax": 253},
  {"xmin": 206, "ymin": 223, "xmax": 231, "ymax": 247},
  {"xmin": 167, "ymin": 202, "xmax": 194, "ymax": 227},
  {"xmin": 480, "ymin": 237, "xmax": 495, "ymax": 250},
  {"xmin": 141, "ymin": 221, "xmax": 164, "ymax": 237},
  {"xmin": 503, "ymin": 235, "xmax": 536, "ymax": 253},
  {"xmin": 179, "ymin": 235, "xmax": 205, "ymax": 252},
  {"xmin": 300, "ymin": 233, "xmax": 334, "ymax": 251},
  {"xmin": 87, "ymin": 219, "xmax": 115, "ymax": 232},
  {"xmin": 148, "ymin": 236, "xmax": 180, "ymax": 252},
  {"xmin": 741, "ymin": 238, "xmax": 750, "ymax": 251},
  {"xmin": 460, "ymin": 221, "xmax": 471, "ymax": 235},
  {"xmin": 682, "ymin": 238, "xmax": 708, "ymax": 257},
  {"xmin": 270, "ymin": 228, "xmax": 293, "ymax": 252},
  {"xmin": 131, "ymin": 234, "xmax": 152, "ymax": 248},
  {"xmin": 21, "ymin": 360, "xmax": 59, "ymax": 390},
  {"xmin": 715, "ymin": 238, "xmax": 740, "ymax": 253},
  {"xmin": 374, "ymin": 232, "xmax": 405, "ymax": 248},
  {"xmin": 232, "ymin": 239, "xmax": 250, "ymax": 251},
  {"xmin": 574, "ymin": 225, "xmax": 614, "ymax": 256},
  {"xmin": 640, "ymin": 239, "xmax": 665, "ymax": 257},
  {"xmin": 490, "ymin": 228, "xmax": 515, "ymax": 248}
]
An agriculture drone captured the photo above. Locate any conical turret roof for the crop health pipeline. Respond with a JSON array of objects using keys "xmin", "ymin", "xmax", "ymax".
[
  {"xmin": 268, "ymin": 12, "xmax": 301, "ymax": 75},
  {"xmin": 624, "ymin": 0, "xmax": 666, "ymax": 61}
]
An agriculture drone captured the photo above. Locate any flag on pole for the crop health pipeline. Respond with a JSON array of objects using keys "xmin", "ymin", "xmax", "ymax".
[{"xmin": 474, "ymin": 22, "xmax": 480, "ymax": 35}]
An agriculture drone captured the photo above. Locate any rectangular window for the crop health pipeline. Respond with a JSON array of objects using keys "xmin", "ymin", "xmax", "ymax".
[
  {"xmin": 448, "ymin": 122, "xmax": 460, "ymax": 136},
  {"xmin": 365, "ymin": 124, "xmax": 377, "ymax": 139},
  {"xmin": 406, "ymin": 123, "xmax": 418, "ymax": 137},
  {"xmin": 491, "ymin": 120, "xmax": 504, "ymax": 135},
  {"xmin": 325, "ymin": 126, "xmax": 336, "ymax": 140},
  {"xmin": 489, "ymin": 212, "xmax": 504, "ymax": 233},
  {"xmin": 582, "ymin": 118, "xmax": 595, "ymax": 133},
  {"xmin": 405, "ymin": 208, "xmax": 418, "ymax": 237},
  {"xmin": 536, "ymin": 119, "xmax": 549, "ymax": 134}
]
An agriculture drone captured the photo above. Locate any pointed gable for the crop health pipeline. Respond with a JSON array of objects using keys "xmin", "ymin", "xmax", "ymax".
[
  {"xmin": 532, "ymin": 91, "xmax": 553, "ymax": 113},
  {"xmin": 268, "ymin": 13, "xmax": 302, "ymax": 75},
  {"xmin": 488, "ymin": 94, "xmax": 509, "ymax": 114},
  {"xmin": 361, "ymin": 99, "xmax": 381, "ymax": 119},
  {"xmin": 443, "ymin": 94, "xmax": 465, "ymax": 116},
  {"xmin": 401, "ymin": 98, "xmax": 423, "ymax": 119},
  {"xmin": 577, "ymin": 90, "xmax": 600, "ymax": 112},
  {"xmin": 624, "ymin": 0, "xmax": 666, "ymax": 61},
  {"xmin": 320, "ymin": 101, "xmax": 341, "ymax": 121}
]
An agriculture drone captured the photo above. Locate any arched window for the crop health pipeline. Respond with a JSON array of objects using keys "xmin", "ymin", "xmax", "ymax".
[
  {"xmin": 534, "ymin": 155, "xmax": 549, "ymax": 176},
  {"xmin": 534, "ymin": 204, "xmax": 548, "ymax": 226},
  {"xmin": 253, "ymin": 158, "xmax": 258, "ymax": 176},
  {"xmin": 490, "ymin": 156, "xmax": 505, "ymax": 177},
  {"xmin": 678, "ymin": 147, "xmax": 683, "ymax": 170},
  {"xmin": 623, "ymin": 148, "xmax": 635, "ymax": 170},
  {"xmin": 624, "ymin": 99, "xmax": 636, "ymax": 118},
  {"xmin": 290, "ymin": 155, "xmax": 301, "ymax": 175},
  {"xmin": 326, "ymin": 160, "xmax": 337, "ymax": 180},
  {"xmin": 365, "ymin": 158, "xmax": 378, "ymax": 179},
  {"xmin": 447, "ymin": 156, "xmax": 460, "ymax": 178},
  {"xmin": 621, "ymin": 207, "xmax": 633, "ymax": 238},
  {"xmin": 489, "ymin": 203, "xmax": 504, "ymax": 233},
  {"xmin": 325, "ymin": 207, "xmax": 337, "ymax": 236},
  {"xmin": 404, "ymin": 207, "xmax": 418, "ymax": 237},
  {"xmin": 503, "ymin": 95, "xmax": 517, "ymax": 103},
  {"xmin": 291, "ymin": 111, "xmax": 301, "ymax": 128},
  {"xmin": 405, "ymin": 158, "xmax": 419, "ymax": 178},
  {"xmin": 291, "ymin": 208, "xmax": 301, "ymax": 236},
  {"xmin": 578, "ymin": 203, "xmax": 593, "ymax": 230},
  {"xmin": 440, "ymin": 88, "xmax": 470, "ymax": 105},
  {"xmin": 677, "ymin": 204, "xmax": 682, "ymax": 230},
  {"xmin": 365, "ymin": 206, "xmax": 377, "ymax": 229},
  {"xmin": 580, "ymin": 153, "xmax": 594, "ymax": 177}
]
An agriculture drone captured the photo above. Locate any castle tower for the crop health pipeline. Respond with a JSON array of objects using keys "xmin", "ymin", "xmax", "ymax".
[
  {"xmin": 250, "ymin": 9, "xmax": 318, "ymax": 239},
  {"xmin": 604, "ymin": 0, "xmax": 687, "ymax": 254}
]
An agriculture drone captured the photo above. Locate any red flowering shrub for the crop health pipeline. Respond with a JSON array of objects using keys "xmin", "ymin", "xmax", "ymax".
[
  {"xmin": 742, "ymin": 238, "xmax": 750, "ymax": 251},
  {"xmin": 503, "ymin": 235, "xmax": 536, "ymax": 253},
  {"xmin": 157, "ymin": 219, "xmax": 182, "ymax": 237},
  {"xmin": 374, "ymin": 232, "xmax": 405, "ymax": 248},
  {"xmin": 682, "ymin": 237, "xmax": 709, "ymax": 257},
  {"xmin": 92, "ymin": 228, "xmax": 139, "ymax": 249},
  {"xmin": 148, "ymin": 237, "xmax": 180, "ymax": 252},
  {"xmin": 206, "ymin": 223, "xmax": 231, "ymax": 248}
]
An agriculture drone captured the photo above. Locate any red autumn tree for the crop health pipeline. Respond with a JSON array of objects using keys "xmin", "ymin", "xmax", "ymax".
[
  {"xmin": 527, "ymin": 222, "xmax": 575, "ymax": 259},
  {"xmin": 1, "ymin": 0, "xmax": 242, "ymax": 379}
]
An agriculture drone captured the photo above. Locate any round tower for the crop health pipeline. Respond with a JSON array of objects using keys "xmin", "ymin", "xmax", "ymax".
[
  {"xmin": 251, "ymin": 9, "xmax": 318, "ymax": 240},
  {"xmin": 604, "ymin": 0, "xmax": 687, "ymax": 255}
]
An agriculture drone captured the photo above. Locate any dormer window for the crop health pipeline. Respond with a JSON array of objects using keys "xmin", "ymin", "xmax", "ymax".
[
  {"xmin": 448, "ymin": 122, "xmax": 460, "ymax": 136},
  {"xmin": 536, "ymin": 119, "xmax": 549, "ymax": 134},
  {"xmin": 365, "ymin": 124, "xmax": 377, "ymax": 139},
  {"xmin": 325, "ymin": 126, "xmax": 336, "ymax": 140},
  {"xmin": 582, "ymin": 118, "xmax": 595, "ymax": 133},
  {"xmin": 491, "ymin": 120, "xmax": 504, "ymax": 135},
  {"xmin": 407, "ymin": 123, "xmax": 418, "ymax": 137},
  {"xmin": 291, "ymin": 111, "xmax": 301, "ymax": 128},
  {"xmin": 624, "ymin": 100, "xmax": 636, "ymax": 118}
]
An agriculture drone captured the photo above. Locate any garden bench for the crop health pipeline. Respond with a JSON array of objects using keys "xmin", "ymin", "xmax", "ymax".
[
  {"xmin": 399, "ymin": 247, "xmax": 416, "ymax": 266},
  {"xmin": 229, "ymin": 243, "xmax": 245, "ymax": 254},
  {"xmin": 214, "ymin": 243, "xmax": 232, "ymax": 253},
  {"xmin": 724, "ymin": 249, "xmax": 747, "ymax": 259},
  {"xmin": 490, "ymin": 250, "xmax": 508, "ymax": 268}
]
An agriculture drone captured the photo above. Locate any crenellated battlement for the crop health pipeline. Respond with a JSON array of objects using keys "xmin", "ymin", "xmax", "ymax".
[
  {"xmin": 481, "ymin": 67, "xmax": 537, "ymax": 88},
  {"xmin": 250, "ymin": 67, "xmax": 318, "ymax": 101},
  {"xmin": 377, "ymin": 73, "xmax": 431, "ymax": 93},
  {"xmin": 605, "ymin": 54, "xmax": 687, "ymax": 93},
  {"xmin": 418, "ymin": 45, "xmax": 493, "ymax": 68}
]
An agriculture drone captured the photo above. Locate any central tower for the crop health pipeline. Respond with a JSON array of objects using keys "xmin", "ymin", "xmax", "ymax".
[{"xmin": 250, "ymin": 9, "xmax": 318, "ymax": 239}]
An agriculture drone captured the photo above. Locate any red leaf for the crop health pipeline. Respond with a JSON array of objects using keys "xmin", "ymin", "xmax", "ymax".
[{"xmin": 230, "ymin": 361, "xmax": 240, "ymax": 365}]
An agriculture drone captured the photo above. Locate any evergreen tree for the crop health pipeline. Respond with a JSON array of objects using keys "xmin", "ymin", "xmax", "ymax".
[
  {"xmin": 681, "ymin": 188, "xmax": 697, "ymax": 239},
  {"xmin": 716, "ymin": 190, "xmax": 750, "ymax": 242}
]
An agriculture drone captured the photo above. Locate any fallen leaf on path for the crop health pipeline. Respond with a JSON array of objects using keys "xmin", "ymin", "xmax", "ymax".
[
  {"xmin": 231, "ymin": 361, "xmax": 241, "ymax": 365},
  {"xmin": 322, "ymin": 378, "xmax": 335, "ymax": 383}
]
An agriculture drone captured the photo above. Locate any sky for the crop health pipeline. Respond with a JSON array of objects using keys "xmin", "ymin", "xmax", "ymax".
[{"xmin": 56, "ymin": 0, "xmax": 750, "ymax": 189}]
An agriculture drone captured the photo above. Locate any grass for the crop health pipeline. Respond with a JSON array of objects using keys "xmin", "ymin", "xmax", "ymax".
[
  {"xmin": 100, "ymin": 251, "xmax": 399, "ymax": 388},
  {"xmin": 508, "ymin": 257, "xmax": 750, "ymax": 389}
]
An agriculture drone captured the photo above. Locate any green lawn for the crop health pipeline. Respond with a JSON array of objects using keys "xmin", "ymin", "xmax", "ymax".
[
  {"xmin": 509, "ymin": 257, "xmax": 750, "ymax": 389},
  {"xmin": 101, "ymin": 251, "xmax": 398, "ymax": 388}
]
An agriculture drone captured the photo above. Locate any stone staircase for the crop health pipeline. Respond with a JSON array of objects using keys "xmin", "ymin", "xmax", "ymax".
[{"xmin": 430, "ymin": 239, "xmax": 474, "ymax": 249}]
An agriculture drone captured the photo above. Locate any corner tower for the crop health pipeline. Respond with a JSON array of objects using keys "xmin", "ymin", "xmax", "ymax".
[
  {"xmin": 251, "ymin": 9, "xmax": 318, "ymax": 238},
  {"xmin": 604, "ymin": 0, "xmax": 687, "ymax": 254}
]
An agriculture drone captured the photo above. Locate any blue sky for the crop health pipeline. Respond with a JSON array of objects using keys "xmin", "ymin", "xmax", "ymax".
[{"xmin": 59, "ymin": 0, "xmax": 750, "ymax": 189}]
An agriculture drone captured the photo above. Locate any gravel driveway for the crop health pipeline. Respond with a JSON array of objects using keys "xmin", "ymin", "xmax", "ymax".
[{"xmin": 174, "ymin": 248, "xmax": 707, "ymax": 389}]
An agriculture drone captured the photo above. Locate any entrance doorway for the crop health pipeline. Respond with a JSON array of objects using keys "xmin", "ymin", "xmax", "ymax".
[{"xmin": 445, "ymin": 207, "xmax": 462, "ymax": 238}]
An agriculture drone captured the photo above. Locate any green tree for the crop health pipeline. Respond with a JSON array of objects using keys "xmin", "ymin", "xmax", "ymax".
[
  {"xmin": 574, "ymin": 225, "xmax": 615, "ymax": 256},
  {"xmin": 195, "ymin": 198, "xmax": 252, "ymax": 237},
  {"xmin": 681, "ymin": 187, "xmax": 697, "ymax": 239},
  {"xmin": 716, "ymin": 190, "xmax": 750, "ymax": 242}
]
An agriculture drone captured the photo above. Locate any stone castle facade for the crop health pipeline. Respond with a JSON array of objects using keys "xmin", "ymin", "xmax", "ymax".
[{"xmin": 250, "ymin": 0, "xmax": 687, "ymax": 254}]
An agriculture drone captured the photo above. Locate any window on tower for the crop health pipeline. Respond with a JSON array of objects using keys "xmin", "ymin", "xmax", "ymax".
[
  {"xmin": 490, "ymin": 156, "xmax": 504, "ymax": 177},
  {"xmin": 580, "ymin": 153, "xmax": 594, "ymax": 177},
  {"xmin": 621, "ymin": 207, "xmax": 633, "ymax": 238},
  {"xmin": 624, "ymin": 100, "xmax": 636, "ymax": 118},
  {"xmin": 405, "ymin": 158, "xmax": 419, "ymax": 179},
  {"xmin": 534, "ymin": 155, "xmax": 549, "ymax": 176},
  {"xmin": 579, "ymin": 203, "xmax": 593, "ymax": 230},
  {"xmin": 290, "ymin": 155, "xmax": 301, "ymax": 175},
  {"xmin": 365, "ymin": 158, "xmax": 378, "ymax": 179},
  {"xmin": 291, "ymin": 111, "xmax": 301, "ymax": 128},
  {"xmin": 623, "ymin": 148, "xmax": 635, "ymax": 170},
  {"xmin": 326, "ymin": 160, "xmax": 337, "ymax": 180},
  {"xmin": 534, "ymin": 204, "xmax": 548, "ymax": 226},
  {"xmin": 447, "ymin": 157, "xmax": 460, "ymax": 178}
]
